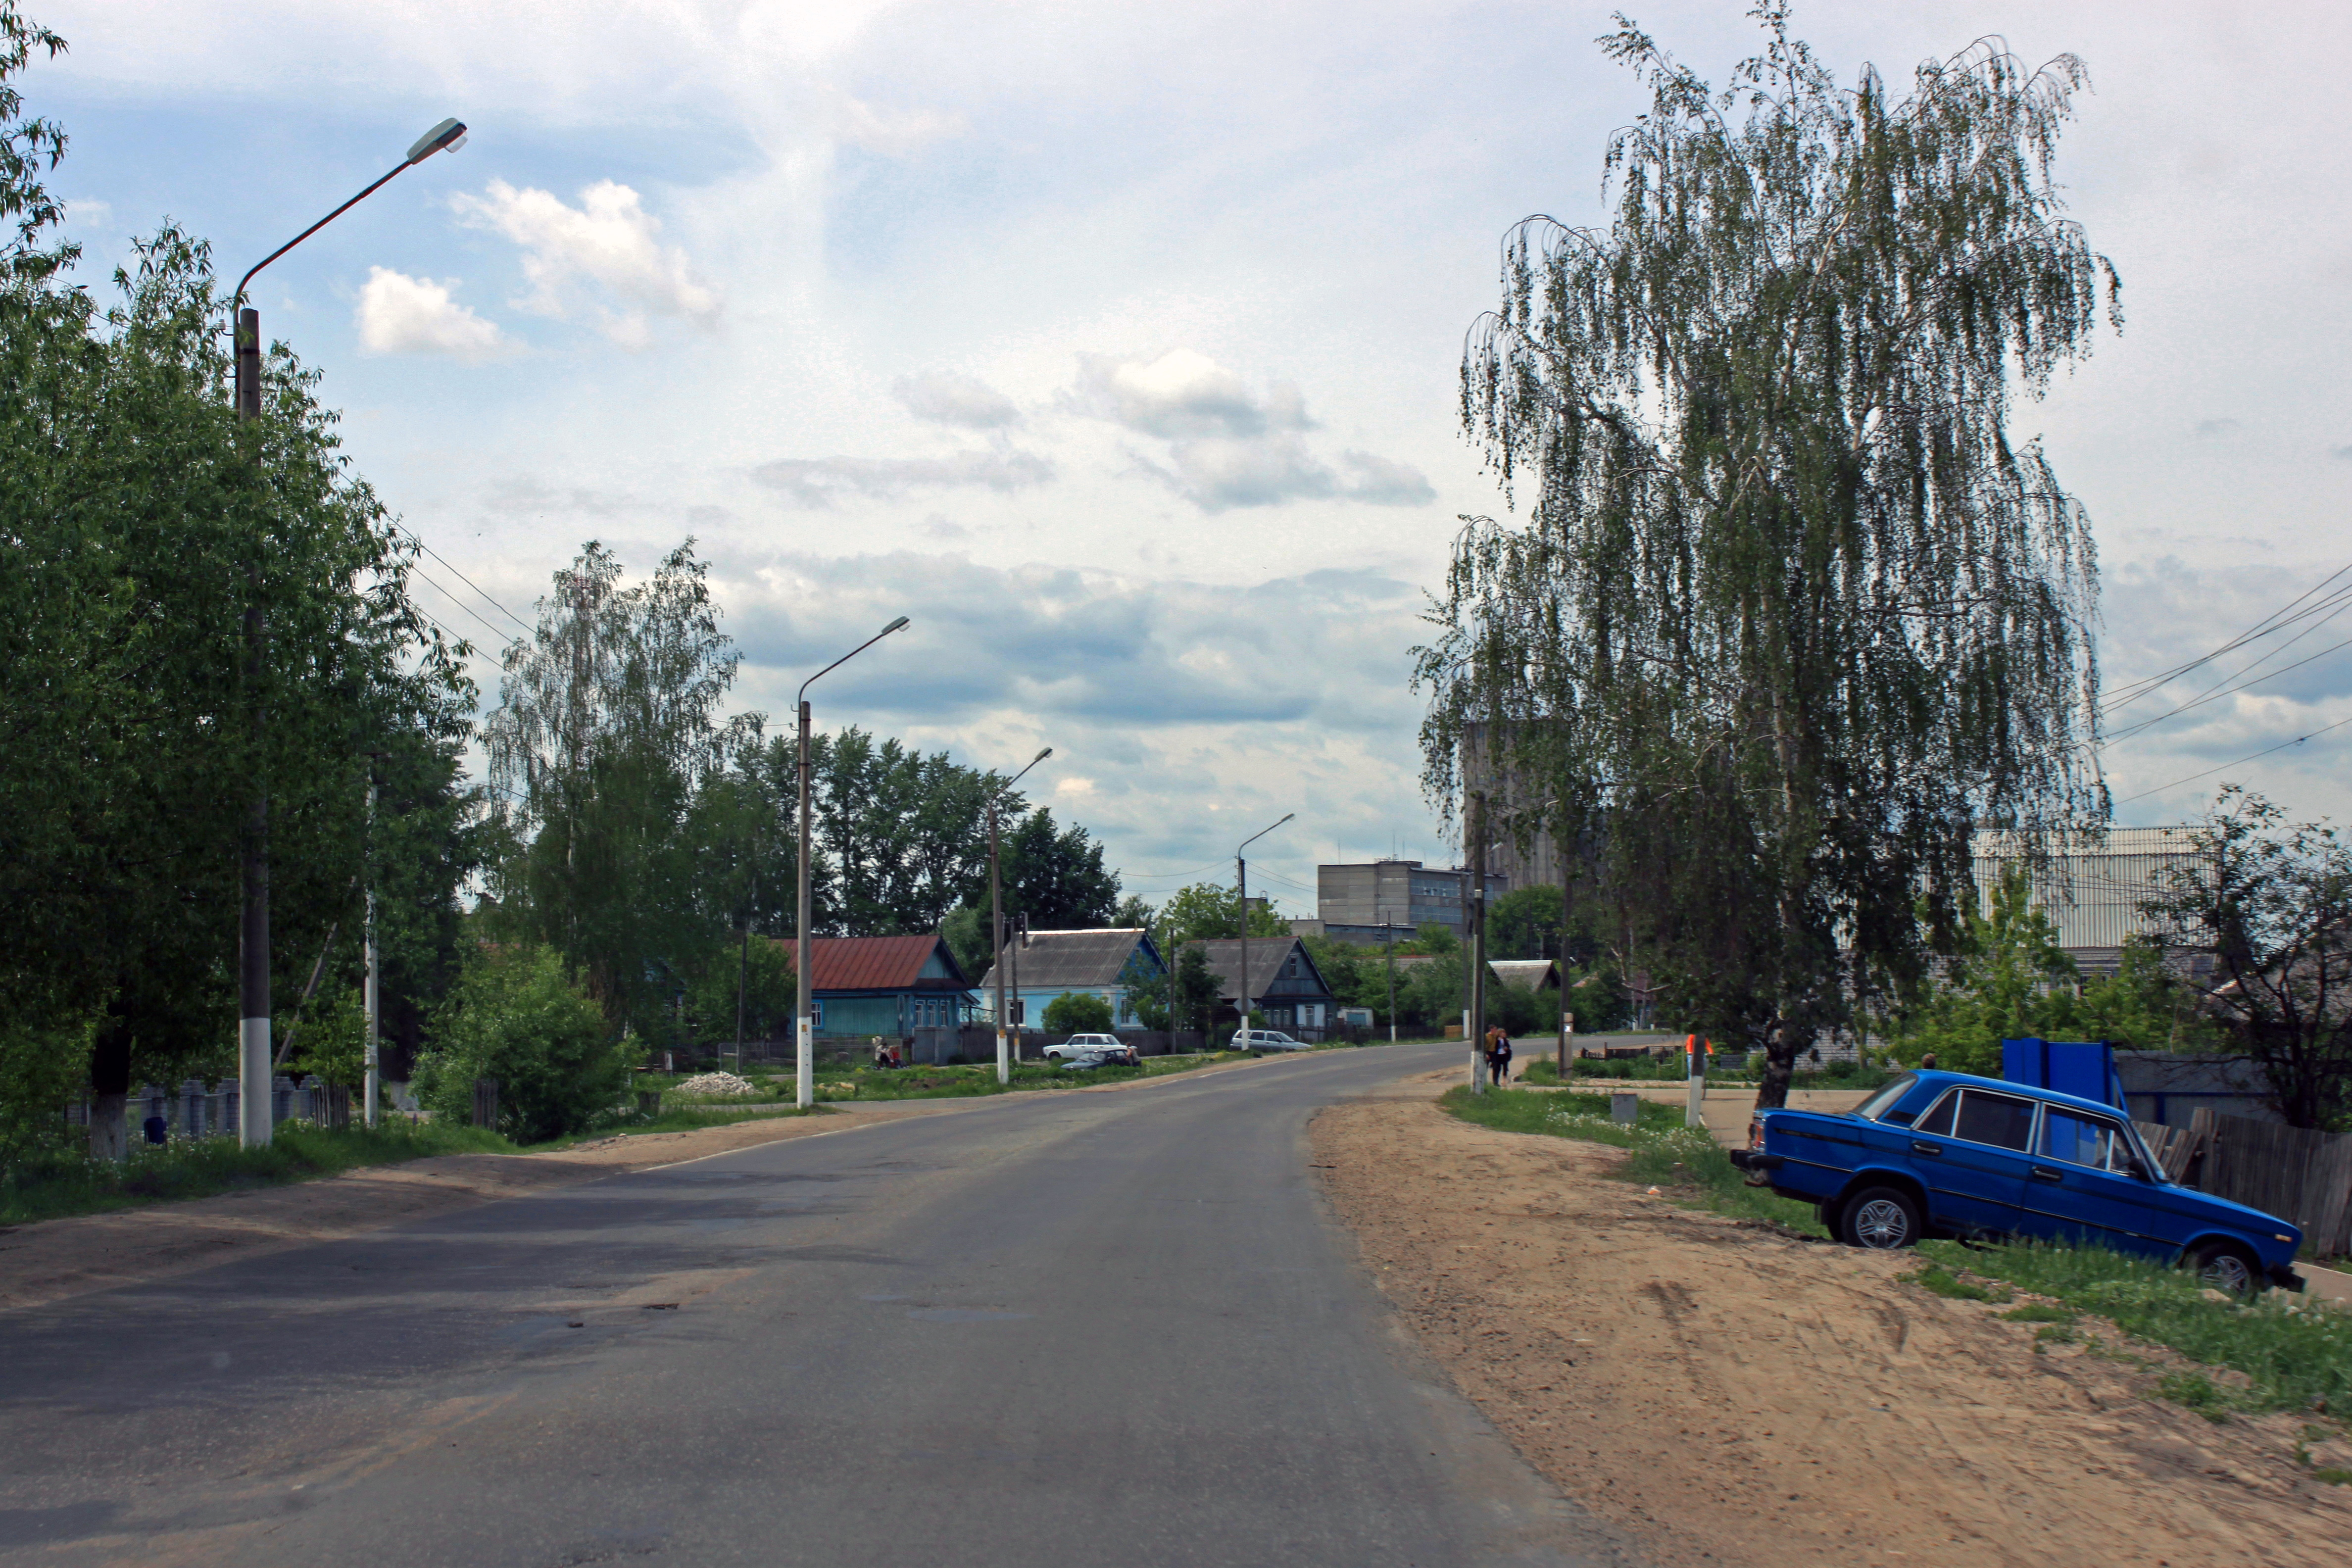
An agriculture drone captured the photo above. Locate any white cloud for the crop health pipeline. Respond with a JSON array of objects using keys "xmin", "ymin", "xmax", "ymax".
[
  {"xmin": 64, "ymin": 197, "xmax": 112, "ymax": 228},
  {"xmin": 751, "ymin": 445, "xmax": 1055, "ymax": 508},
  {"xmin": 1075, "ymin": 349, "xmax": 1432, "ymax": 511},
  {"xmin": 893, "ymin": 370, "xmax": 1020, "ymax": 428},
  {"xmin": 451, "ymin": 179, "xmax": 717, "ymax": 344},
  {"xmin": 355, "ymin": 267, "xmax": 506, "ymax": 359},
  {"xmin": 1076, "ymin": 348, "xmax": 1308, "ymax": 439}
]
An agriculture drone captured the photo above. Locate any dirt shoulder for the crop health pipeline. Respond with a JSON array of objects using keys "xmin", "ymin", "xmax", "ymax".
[{"xmin": 1313, "ymin": 1071, "xmax": 2352, "ymax": 1568}]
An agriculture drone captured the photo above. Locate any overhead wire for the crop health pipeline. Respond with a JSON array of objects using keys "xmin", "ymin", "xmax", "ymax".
[
  {"xmin": 2110, "ymin": 712, "xmax": 2352, "ymax": 805},
  {"xmin": 2101, "ymin": 558, "xmax": 2352, "ymax": 713},
  {"xmin": 388, "ymin": 521, "xmax": 534, "ymax": 636}
]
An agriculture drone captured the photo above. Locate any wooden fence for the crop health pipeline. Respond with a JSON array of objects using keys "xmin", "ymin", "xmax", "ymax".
[{"xmin": 2137, "ymin": 1109, "xmax": 2352, "ymax": 1257}]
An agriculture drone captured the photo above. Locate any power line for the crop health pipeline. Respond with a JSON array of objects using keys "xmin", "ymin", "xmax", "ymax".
[
  {"xmin": 2109, "ymin": 713, "xmax": 2352, "ymax": 805},
  {"xmin": 2104, "ymin": 619, "xmax": 2352, "ymax": 745},
  {"xmin": 406, "ymin": 565, "xmax": 514, "ymax": 648},
  {"xmin": 2102, "ymin": 558, "xmax": 2352, "ymax": 712},
  {"xmin": 388, "ymin": 522, "xmax": 533, "ymax": 636}
]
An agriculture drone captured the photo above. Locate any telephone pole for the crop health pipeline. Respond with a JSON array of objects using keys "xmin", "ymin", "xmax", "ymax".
[
  {"xmin": 1468, "ymin": 789, "xmax": 1488, "ymax": 1094},
  {"xmin": 1234, "ymin": 813, "xmax": 1293, "ymax": 1045}
]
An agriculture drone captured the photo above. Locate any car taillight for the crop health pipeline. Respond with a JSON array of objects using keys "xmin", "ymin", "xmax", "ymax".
[{"xmin": 1747, "ymin": 1115, "xmax": 1764, "ymax": 1149}]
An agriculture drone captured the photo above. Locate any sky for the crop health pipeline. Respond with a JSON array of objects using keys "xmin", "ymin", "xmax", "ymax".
[{"xmin": 28, "ymin": 0, "xmax": 2352, "ymax": 916}]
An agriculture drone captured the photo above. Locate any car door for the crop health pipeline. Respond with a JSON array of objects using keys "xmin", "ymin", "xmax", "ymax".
[
  {"xmin": 1903, "ymin": 1087, "xmax": 2037, "ymax": 1237},
  {"xmin": 2020, "ymin": 1110, "xmax": 2197, "ymax": 1261}
]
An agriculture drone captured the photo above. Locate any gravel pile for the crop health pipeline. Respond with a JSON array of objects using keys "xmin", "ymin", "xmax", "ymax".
[{"xmin": 670, "ymin": 1071, "xmax": 761, "ymax": 1097}]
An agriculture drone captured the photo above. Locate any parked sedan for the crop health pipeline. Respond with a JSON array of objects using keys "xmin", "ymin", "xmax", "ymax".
[
  {"xmin": 1728, "ymin": 1070, "xmax": 2305, "ymax": 1294},
  {"xmin": 1230, "ymin": 1029, "xmax": 1308, "ymax": 1052},
  {"xmin": 1044, "ymin": 1033, "xmax": 1126, "ymax": 1062}
]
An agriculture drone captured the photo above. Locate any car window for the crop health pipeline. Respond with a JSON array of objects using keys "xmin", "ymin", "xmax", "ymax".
[
  {"xmin": 1851, "ymin": 1074, "xmax": 1917, "ymax": 1122},
  {"xmin": 1913, "ymin": 1091, "xmax": 1957, "ymax": 1136},
  {"xmin": 1951, "ymin": 1090, "xmax": 2037, "ymax": 1152},
  {"xmin": 2040, "ymin": 1110, "xmax": 2127, "ymax": 1171}
]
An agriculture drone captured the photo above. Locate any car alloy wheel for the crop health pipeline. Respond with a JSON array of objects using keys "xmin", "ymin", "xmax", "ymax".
[
  {"xmin": 2190, "ymin": 1242, "xmax": 2259, "ymax": 1297},
  {"xmin": 1839, "ymin": 1185, "xmax": 1921, "ymax": 1250}
]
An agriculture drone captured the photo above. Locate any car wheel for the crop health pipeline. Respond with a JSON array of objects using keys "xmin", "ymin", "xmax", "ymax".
[
  {"xmin": 2186, "ymin": 1239, "xmax": 2265, "ymax": 1296},
  {"xmin": 1838, "ymin": 1185, "xmax": 1923, "ymax": 1250}
]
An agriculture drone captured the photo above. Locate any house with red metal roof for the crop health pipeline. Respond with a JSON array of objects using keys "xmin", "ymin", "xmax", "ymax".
[{"xmin": 777, "ymin": 934, "xmax": 976, "ymax": 1037}]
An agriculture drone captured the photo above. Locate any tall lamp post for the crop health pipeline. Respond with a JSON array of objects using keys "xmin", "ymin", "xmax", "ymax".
[
  {"xmin": 988, "ymin": 747, "xmax": 1053, "ymax": 1084},
  {"xmin": 794, "ymin": 616, "xmax": 911, "ymax": 1109},
  {"xmin": 229, "ymin": 116, "xmax": 469, "ymax": 1149},
  {"xmin": 1234, "ymin": 813, "xmax": 1293, "ymax": 1044}
]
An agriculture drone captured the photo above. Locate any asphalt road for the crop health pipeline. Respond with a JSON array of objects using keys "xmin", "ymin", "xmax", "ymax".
[{"xmin": 0, "ymin": 1043, "xmax": 1633, "ymax": 1568}]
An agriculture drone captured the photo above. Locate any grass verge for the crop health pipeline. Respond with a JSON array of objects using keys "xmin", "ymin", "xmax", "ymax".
[
  {"xmin": 0, "ymin": 1120, "xmax": 515, "ymax": 1227},
  {"xmin": 1438, "ymin": 1085, "xmax": 1826, "ymax": 1235},
  {"xmin": 1914, "ymin": 1237, "xmax": 2352, "ymax": 1419}
]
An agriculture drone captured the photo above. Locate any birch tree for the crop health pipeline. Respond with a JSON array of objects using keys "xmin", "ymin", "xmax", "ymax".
[{"xmin": 1420, "ymin": 6, "xmax": 2115, "ymax": 1105}]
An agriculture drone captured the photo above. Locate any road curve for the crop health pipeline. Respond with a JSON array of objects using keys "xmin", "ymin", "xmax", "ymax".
[{"xmin": 0, "ymin": 1043, "xmax": 1633, "ymax": 1568}]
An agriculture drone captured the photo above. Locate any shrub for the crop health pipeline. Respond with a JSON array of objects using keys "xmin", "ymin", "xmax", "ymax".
[
  {"xmin": 414, "ymin": 945, "xmax": 635, "ymax": 1142},
  {"xmin": 1042, "ymin": 991, "xmax": 1114, "ymax": 1034}
]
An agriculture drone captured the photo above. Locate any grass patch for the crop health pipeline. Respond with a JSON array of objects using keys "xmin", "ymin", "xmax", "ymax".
[
  {"xmin": 2000, "ymin": 1302, "xmax": 2076, "ymax": 1323},
  {"xmin": 2157, "ymin": 1371, "xmax": 2235, "ymax": 1423},
  {"xmin": 0, "ymin": 1120, "xmax": 515, "ymax": 1227},
  {"xmin": 1438, "ymin": 1085, "xmax": 1827, "ymax": 1235},
  {"xmin": 1911, "ymin": 1261, "xmax": 2010, "ymax": 1303},
  {"xmin": 1918, "ymin": 1236, "xmax": 2352, "ymax": 1418}
]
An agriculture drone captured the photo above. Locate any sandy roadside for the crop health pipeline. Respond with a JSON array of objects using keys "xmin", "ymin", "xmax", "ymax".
[
  {"xmin": 1312, "ymin": 1071, "xmax": 2352, "ymax": 1568},
  {"xmin": 0, "ymin": 1047, "xmax": 1316, "ymax": 1315}
]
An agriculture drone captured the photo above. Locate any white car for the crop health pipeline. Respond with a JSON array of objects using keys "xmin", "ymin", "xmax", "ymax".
[
  {"xmin": 1044, "ymin": 1033, "xmax": 1127, "ymax": 1062},
  {"xmin": 1231, "ymin": 1029, "xmax": 1308, "ymax": 1051}
]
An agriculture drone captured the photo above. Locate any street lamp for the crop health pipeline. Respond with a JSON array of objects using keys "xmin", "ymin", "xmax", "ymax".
[
  {"xmin": 794, "ymin": 616, "xmax": 911, "ymax": 1109},
  {"xmin": 1234, "ymin": 813, "xmax": 1293, "ymax": 1044},
  {"xmin": 988, "ymin": 747, "xmax": 1054, "ymax": 1084},
  {"xmin": 228, "ymin": 117, "xmax": 469, "ymax": 1149}
]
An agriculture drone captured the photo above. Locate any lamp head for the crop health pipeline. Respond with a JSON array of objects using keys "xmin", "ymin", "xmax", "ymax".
[
  {"xmin": 882, "ymin": 615, "xmax": 911, "ymax": 636},
  {"xmin": 407, "ymin": 118, "xmax": 469, "ymax": 164},
  {"xmin": 1033, "ymin": 747, "xmax": 1053, "ymax": 763}
]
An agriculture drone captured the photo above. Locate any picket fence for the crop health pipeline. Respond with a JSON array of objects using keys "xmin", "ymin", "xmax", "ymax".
[{"xmin": 65, "ymin": 1077, "xmax": 346, "ymax": 1140}]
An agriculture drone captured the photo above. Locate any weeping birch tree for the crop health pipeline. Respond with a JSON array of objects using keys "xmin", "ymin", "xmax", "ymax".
[{"xmin": 1420, "ymin": 7, "xmax": 2116, "ymax": 1106}]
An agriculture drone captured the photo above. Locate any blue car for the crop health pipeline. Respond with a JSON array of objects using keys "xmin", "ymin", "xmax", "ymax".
[{"xmin": 1728, "ymin": 1070, "xmax": 2305, "ymax": 1294}]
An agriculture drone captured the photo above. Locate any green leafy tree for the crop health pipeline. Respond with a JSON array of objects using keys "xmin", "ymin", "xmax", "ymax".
[
  {"xmin": 2069, "ymin": 938, "xmax": 2217, "ymax": 1057},
  {"xmin": 684, "ymin": 935, "xmax": 798, "ymax": 1047},
  {"xmin": 415, "ymin": 943, "xmax": 632, "ymax": 1142},
  {"xmin": 1042, "ymin": 991, "xmax": 1114, "ymax": 1034},
  {"xmin": 1880, "ymin": 866, "xmax": 2080, "ymax": 1075},
  {"xmin": 1486, "ymin": 886, "xmax": 1565, "ymax": 961},
  {"xmin": 0, "ymin": 8, "xmax": 474, "ymax": 1152},
  {"xmin": 1421, "ymin": 8, "xmax": 2115, "ymax": 1107},
  {"xmin": 1167, "ymin": 945, "xmax": 1222, "ymax": 1041},
  {"xmin": 483, "ymin": 540, "xmax": 754, "ymax": 1035},
  {"xmin": 1160, "ymin": 882, "xmax": 1286, "ymax": 947},
  {"xmin": 2144, "ymin": 789, "xmax": 2352, "ymax": 1130},
  {"xmin": 1412, "ymin": 922, "xmax": 1459, "ymax": 956}
]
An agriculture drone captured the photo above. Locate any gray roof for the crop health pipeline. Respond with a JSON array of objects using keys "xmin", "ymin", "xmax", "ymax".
[
  {"xmin": 1185, "ymin": 938, "xmax": 1335, "ymax": 1004},
  {"xmin": 1488, "ymin": 959, "xmax": 1559, "ymax": 992},
  {"xmin": 976, "ymin": 928, "xmax": 1161, "ymax": 992},
  {"xmin": 2114, "ymin": 1052, "xmax": 2273, "ymax": 1096}
]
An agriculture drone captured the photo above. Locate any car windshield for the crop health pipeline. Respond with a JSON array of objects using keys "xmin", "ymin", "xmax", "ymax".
[{"xmin": 1849, "ymin": 1074, "xmax": 1916, "ymax": 1122}]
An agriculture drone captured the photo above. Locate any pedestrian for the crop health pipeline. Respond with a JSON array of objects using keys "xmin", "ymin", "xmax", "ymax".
[
  {"xmin": 1487, "ymin": 1026, "xmax": 1514, "ymax": 1085},
  {"xmin": 1919, "ymin": 1050, "xmax": 1938, "ymax": 1071}
]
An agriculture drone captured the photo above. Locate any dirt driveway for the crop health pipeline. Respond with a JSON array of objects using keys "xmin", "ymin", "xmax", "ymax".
[{"xmin": 1313, "ymin": 1072, "xmax": 2352, "ymax": 1568}]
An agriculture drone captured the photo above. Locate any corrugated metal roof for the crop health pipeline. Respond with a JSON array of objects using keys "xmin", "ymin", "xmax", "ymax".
[
  {"xmin": 975, "ymin": 929, "xmax": 1159, "ymax": 992},
  {"xmin": 776, "ymin": 935, "xmax": 970, "ymax": 992},
  {"xmin": 1970, "ymin": 827, "xmax": 2208, "ymax": 951}
]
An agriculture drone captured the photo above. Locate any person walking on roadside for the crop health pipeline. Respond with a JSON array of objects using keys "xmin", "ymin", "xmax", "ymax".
[{"xmin": 1486, "ymin": 1026, "xmax": 1514, "ymax": 1086}]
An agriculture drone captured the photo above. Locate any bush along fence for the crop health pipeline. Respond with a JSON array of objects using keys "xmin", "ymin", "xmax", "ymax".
[
  {"xmin": 2139, "ymin": 1108, "xmax": 2352, "ymax": 1259},
  {"xmin": 62, "ymin": 1078, "xmax": 356, "ymax": 1142}
]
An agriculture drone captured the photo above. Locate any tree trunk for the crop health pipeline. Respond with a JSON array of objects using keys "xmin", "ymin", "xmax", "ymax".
[
  {"xmin": 1753, "ymin": 1017, "xmax": 1813, "ymax": 1111},
  {"xmin": 88, "ymin": 1000, "xmax": 133, "ymax": 1162}
]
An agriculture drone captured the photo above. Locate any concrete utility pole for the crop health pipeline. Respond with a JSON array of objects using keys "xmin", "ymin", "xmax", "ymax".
[
  {"xmin": 794, "ymin": 617, "xmax": 911, "ymax": 1109},
  {"xmin": 1234, "ymin": 813, "xmax": 1293, "ymax": 1045},
  {"xmin": 1558, "ymin": 821, "xmax": 1573, "ymax": 1079},
  {"xmin": 363, "ymin": 765, "xmax": 380, "ymax": 1129},
  {"xmin": 1380, "ymin": 888, "xmax": 1398, "ymax": 1043},
  {"xmin": 229, "ymin": 116, "xmax": 468, "ymax": 1148},
  {"xmin": 986, "ymin": 747, "xmax": 1051, "ymax": 1083},
  {"xmin": 1468, "ymin": 789, "xmax": 1488, "ymax": 1094}
]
